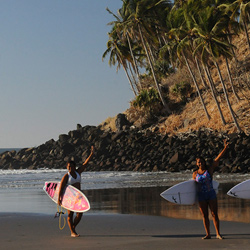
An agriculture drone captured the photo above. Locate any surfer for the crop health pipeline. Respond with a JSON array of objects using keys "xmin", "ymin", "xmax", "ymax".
[
  {"xmin": 192, "ymin": 139, "xmax": 229, "ymax": 240},
  {"xmin": 58, "ymin": 146, "xmax": 94, "ymax": 237}
]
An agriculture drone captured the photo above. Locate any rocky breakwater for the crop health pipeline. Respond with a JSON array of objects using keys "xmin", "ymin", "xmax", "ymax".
[{"xmin": 0, "ymin": 123, "xmax": 249, "ymax": 173}]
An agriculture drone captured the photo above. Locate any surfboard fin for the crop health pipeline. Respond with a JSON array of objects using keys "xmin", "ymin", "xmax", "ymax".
[
  {"xmin": 229, "ymin": 191, "xmax": 237, "ymax": 197},
  {"xmin": 172, "ymin": 196, "xmax": 177, "ymax": 203}
]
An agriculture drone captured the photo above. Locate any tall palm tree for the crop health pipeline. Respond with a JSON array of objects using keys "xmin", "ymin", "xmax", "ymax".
[
  {"xmin": 219, "ymin": 0, "xmax": 250, "ymax": 51},
  {"xmin": 211, "ymin": 8, "xmax": 241, "ymax": 101},
  {"xmin": 106, "ymin": 6, "xmax": 142, "ymax": 91},
  {"xmin": 102, "ymin": 30, "xmax": 138, "ymax": 96},
  {"xmin": 192, "ymin": 6, "xmax": 241, "ymax": 131},
  {"xmin": 203, "ymin": 59, "xmax": 227, "ymax": 125},
  {"xmin": 123, "ymin": 0, "xmax": 172, "ymax": 114},
  {"xmin": 217, "ymin": 2, "xmax": 241, "ymax": 63},
  {"xmin": 167, "ymin": 2, "xmax": 211, "ymax": 120}
]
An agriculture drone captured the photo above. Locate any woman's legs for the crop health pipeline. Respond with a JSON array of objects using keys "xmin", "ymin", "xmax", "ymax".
[
  {"xmin": 208, "ymin": 198, "xmax": 223, "ymax": 239},
  {"xmin": 67, "ymin": 211, "xmax": 79, "ymax": 237},
  {"xmin": 198, "ymin": 201, "xmax": 211, "ymax": 239},
  {"xmin": 73, "ymin": 213, "xmax": 83, "ymax": 231}
]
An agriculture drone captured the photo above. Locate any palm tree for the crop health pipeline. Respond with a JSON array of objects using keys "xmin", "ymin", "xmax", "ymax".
[
  {"xmin": 102, "ymin": 29, "xmax": 138, "ymax": 96},
  {"xmin": 106, "ymin": 6, "xmax": 142, "ymax": 91},
  {"xmin": 192, "ymin": 6, "xmax": 241, "ymax": 131},
  {"xmin": 123, "ymin": 0, "xmax": 172, "ymax": 114},
  {"xmin": 219, "ymin": 0, "xmax": 250, "ymax": 51},
  {"xmin": 210, "ymin": 7, "xmax": 241, "ymax": 101},
  {"xmin": 203, "ymin": 59, "xmax": 227, "ymax": 125},
  {"xmin": 167, "ymin": 2, "xmax": 211, "ymax": 120},
  {"xmin": 217, "ymin": 2, "xmax": 241, "ymax": 63}
]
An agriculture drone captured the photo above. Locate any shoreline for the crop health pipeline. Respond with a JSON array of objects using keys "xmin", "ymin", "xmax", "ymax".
[
  {"xmin": 1, "ymin": 178, "xmax": 250, "ymax": 223},
  {"xmin": 1, "ymin": 213, "xmax": 250, "ymax": 250}
]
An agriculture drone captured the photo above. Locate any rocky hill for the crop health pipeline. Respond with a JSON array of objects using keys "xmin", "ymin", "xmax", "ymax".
[
  {"xmin": 0, "ymin": 122, "xmax": 249, "ymax": 174},
  {"xmin": 1, "ymin": 31, "xmax": 250, "ymax": 173}
]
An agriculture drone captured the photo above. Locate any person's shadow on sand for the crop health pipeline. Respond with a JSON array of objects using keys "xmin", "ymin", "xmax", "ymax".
[{"xmin": 153, "ymin": 233, "xmax": 250, "ymax": 239}]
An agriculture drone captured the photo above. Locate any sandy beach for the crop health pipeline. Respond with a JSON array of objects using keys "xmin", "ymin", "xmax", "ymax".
[
  {"xmin": 1, "ymin": 213, "xmax": 249, "ymax": 250},
  {"xmin": 1, "ymin": 170, "xmax": 250, "ymax": 249}
]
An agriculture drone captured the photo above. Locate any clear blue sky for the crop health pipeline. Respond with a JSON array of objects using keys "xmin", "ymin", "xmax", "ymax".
[{"xmin": 0, "ymin": 0, "xmax": 133, "ymax": 148}]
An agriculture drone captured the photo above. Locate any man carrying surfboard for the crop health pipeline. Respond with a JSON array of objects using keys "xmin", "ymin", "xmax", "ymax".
[
  {"xmin": 192, "ymin": 139, "xmax": 229, "ymax": 240},
  {"xmin": 58, "ymin": 146, "xmax": 94, "ymax": 237}
]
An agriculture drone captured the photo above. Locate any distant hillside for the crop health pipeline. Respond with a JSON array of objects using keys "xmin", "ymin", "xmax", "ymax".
[{"xmin": 100, "ymin": 30, "xmax": 250, "ymax": 136}]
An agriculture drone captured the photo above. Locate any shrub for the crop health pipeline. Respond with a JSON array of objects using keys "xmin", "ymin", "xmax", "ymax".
[
  {"xmin": 132, "ymin": 88, "xmax": 161, "ymax": 116},
  {"xmin": 171, "ymin": 81, "xmax": 192, "ymax": 102}
]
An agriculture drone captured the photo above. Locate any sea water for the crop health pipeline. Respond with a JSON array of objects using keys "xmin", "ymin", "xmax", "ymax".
[
  {"xmin": 0, "ymin": 168, "xmax": 249, "ymax": 190},
  {"xmin": 0, "ymin": 147, "xmax": 249, "ymax": 190},
  {"xmin": 1, "ymin": 168, "xmax": 250, "ymax": 222},
  {"xmin": 0, "ymin": 148, "xmax": 21, "ymax": 154},
  {"xmin": 1, "ymin": 147, "xmax": 250, "ymax": 221}
]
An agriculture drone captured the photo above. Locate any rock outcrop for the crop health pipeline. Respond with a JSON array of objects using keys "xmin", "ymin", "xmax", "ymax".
[{"xmin": 0, "ymin": 125, "xmax": 249, "ymax": 173}]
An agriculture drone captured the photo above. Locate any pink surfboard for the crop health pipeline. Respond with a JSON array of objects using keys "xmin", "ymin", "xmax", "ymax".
[{"xmin": 43, "ymin": 182, "xmax": 90, "ymax": 212}]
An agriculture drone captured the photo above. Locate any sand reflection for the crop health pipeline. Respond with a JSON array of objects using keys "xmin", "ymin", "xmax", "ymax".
[{"xmin": 85, "ymin": 182, "xmax": 250, "ymax": 223}]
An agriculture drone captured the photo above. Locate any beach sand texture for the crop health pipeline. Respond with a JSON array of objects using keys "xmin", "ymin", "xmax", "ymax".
[{"xmin": 1, "ymin": 213, "xmax": 249, "ymax": 250}]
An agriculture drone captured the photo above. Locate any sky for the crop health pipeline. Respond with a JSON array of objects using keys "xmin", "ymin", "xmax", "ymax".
[{"xmin": 0, "ymin": 0, "xmax": 134, "ymax": 148}]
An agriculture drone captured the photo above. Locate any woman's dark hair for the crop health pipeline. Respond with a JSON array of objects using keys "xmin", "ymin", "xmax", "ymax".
[
  {"xmin": 196, "ymin": 156, "xmax": 207, "ymax": 169},
  {"xmin": 67, "ymin": 160, "xmax": 76, "ymax": 167}
]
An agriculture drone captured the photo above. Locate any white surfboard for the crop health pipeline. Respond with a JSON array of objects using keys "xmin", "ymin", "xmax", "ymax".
[
  {"xmin": 227, "ymin": 179, "xmax": 250, "ymax": 199},
  {"xmin": 160, "ymin": 179, "xmax": 219, "ymax": 205}
]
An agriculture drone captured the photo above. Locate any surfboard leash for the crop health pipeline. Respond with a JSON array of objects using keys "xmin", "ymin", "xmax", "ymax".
[{"xmin": 55, "ymin": 205, "xmax": 66, "ymax": 230}]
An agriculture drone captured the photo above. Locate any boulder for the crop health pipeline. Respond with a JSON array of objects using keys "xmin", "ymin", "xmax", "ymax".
[{"xmin": 115, "ymin": 113, "xmax": 131, "ymax": 131}]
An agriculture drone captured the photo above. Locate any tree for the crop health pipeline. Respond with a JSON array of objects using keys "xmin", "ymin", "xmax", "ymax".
[
  {"xmin": 220, "ymin": 0, "xmax": 250, "ymax": 51},
  {"xmin": 106, "ymin": 6, "xmax": 143, "ymax": 91},
  {"xmin": 167, "ymin": 2, "xmax": 211, "ymax": 120},
  {"xmin": 192, "ymin": 6, "xmax": 241, "ymax": 131},
  {"xmin": 123, "ymin": 0, "xmax": 172, "ymax": 114},
  {"xmin": 102, "ymin": 29, "xmax": 138, "ymax": 96}
]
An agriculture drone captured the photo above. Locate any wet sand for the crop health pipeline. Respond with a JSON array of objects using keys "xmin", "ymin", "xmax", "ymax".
[{"xmin": 1, "ymin": 213, "xmax": 249, "ymax": 250}]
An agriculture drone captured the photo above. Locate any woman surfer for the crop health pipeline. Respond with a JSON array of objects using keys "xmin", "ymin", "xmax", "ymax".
[
  {"xmin": 192, "ymin": 139, "xmax": 229, "ymax": 240},
  {"xmin": 58, "ymin": 146, "xmax": 94, "ymax": 237}
]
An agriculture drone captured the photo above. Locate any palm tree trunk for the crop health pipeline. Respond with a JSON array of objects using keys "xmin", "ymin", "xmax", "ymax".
[
  {"xmin": 118, "ymin": 55, "xmax": 137, "ymax": 97},
  {"xmin": 214, "ymin": 60, "xmax": 241, "ymax": 132},
  {"xmin": 123, "ymin": 64, "xmax": 137, "ymax": 97},
  {"xmin": 195, "ymin": 56, "xmax": 208, "ymax": 89},
  {"xmin": 225, "ymin": 57, "xmax": 240, "ymax": 101},
  {"xmin": 227, "ymin": 33, "xmax": 238, "ymax": 64},
  {"xmin": 155, "ymin": 27, "xmax": 163, "ymax": 47},
  {"xmin": 182, "ymin": 51, "xmax": 210, "ymax": 120},
  {"xmin": 126, "ymin": 32, "xmax": 142, "ymax": 90},
  {"xmin": 147, "ymin": 40, "xmax": 156, "ymax": 63},
  {"xmin": 205, "ymin": 65, "xmax": 220, "ymax": 98},
  {"xmin": 243, "ymin": 20, "xmax": 250, "ymax": 51},
  {"xmin": 162, "ymin": 35, "xmax": 176, "ymax": 70},
  {"xmin": 203, "ymin": 63, "xmax": 226, "ymax": 125},
  {"xmin": 128, "ymin": 62, "xmax": 139, "ymax": 93},
  {"xmin": 138, "ymin": 24, "xmax": 171, "ymax": 114}
]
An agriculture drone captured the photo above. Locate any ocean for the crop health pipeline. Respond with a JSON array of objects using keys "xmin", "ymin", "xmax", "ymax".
[
  {"xmin": 0, "ymin": 148, "xmax": 22, "ymax": 154},
  {"xmin": 0, "ymin": 148, "xmax": 249, "ymax": 190},
  {"xmin": 0, "ymin": 168, "xmax": 250, "ymax": 222},
  {"xmin": 0, "ymin": 168, "xmax": 249, "ymax": 190},
  {"xmin": 1, "ymin": 147, "xmax": 250, "ymax": 222}
]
